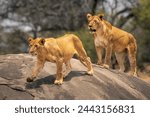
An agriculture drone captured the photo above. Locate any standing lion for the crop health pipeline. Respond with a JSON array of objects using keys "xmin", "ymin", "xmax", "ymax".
[
  {"xmin": 27, "ymin": 34, "xmax": 93, "ymax": 85},
  {"xmin": 87, "ymin": 13, "xmax": 137, "ymax": 76}
]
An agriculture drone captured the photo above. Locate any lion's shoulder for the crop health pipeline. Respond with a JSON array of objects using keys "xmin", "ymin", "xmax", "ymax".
[{"xmin": 103, "ymin": 20, "xmax": 112, "ymax": 30}]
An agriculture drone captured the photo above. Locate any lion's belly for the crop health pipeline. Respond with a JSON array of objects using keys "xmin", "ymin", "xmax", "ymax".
[
  {"xmin": 94, "ymin": 37, "xmax": 108, "ymax": 48},
  {"xmin": 112, "ymin": 38, "xmax": 129, "ymax": 52},
  {"xmin": 63, "ymin": 49, "xmax": 76, "ymax": 62},
  {"xmin": 112, "ymin": 43, "xmax": 127, "ymax": 53}
]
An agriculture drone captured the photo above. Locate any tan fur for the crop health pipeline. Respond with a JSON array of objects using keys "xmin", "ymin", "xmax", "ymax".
[
  {"xmin": 87, "ymin": 13, "xmax": 137, "ymax": 76},
  {"xmin": 27, "ymin": 34, "xmax": 93, "ymax": 85}
]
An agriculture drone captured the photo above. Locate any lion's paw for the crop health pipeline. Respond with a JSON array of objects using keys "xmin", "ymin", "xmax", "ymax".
[
  {"xmin": 97, "ymin": 61, "xmax": 103, "ymax": 65},
  {"xmin": 54, "ymin": 79, "xmax": 63, "ymax": 85},
  {"xmin": 128, "ymin": 71, "xmax": 138, "ymax": 77},
  {"xmin": 102, "ymin": 64, "xmax": 109, "ymax": 69},
  {"xmin": 87, "ymin": 70, "xmax": 94, "ymax": 76},
  {"xmin": 26, "ymin": 77, "xmax": 34, "ymax": 82}
]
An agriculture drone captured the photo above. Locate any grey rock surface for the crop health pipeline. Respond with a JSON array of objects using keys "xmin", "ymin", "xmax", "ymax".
[{"xmin": 0, "ymin": 54, "xmax": 150, "ymax": 100}]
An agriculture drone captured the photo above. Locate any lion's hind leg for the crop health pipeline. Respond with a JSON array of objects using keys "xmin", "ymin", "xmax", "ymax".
[
  {"xmin": 115, "ymin": 52, "xmax": 126, "ymax": 72},
  {"xmin": 78, "ymin": 56, "xmax": 93, "ymax": 75},
  {"xmin": 73, "ymin": 36, "xmax": 93, "ymax": 75},
  {"xmin": 84, "ymin": 57, "xmax": 94, "ymax": 75},
  {"xmin": 76, "ymin": 50, "xmax": 93, "ymax": 75}
]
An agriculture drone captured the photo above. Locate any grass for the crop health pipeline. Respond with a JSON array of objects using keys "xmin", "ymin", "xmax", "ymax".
[{"xmin": 72, "ymin": 28, "xmax": 97, "ymax": 63}]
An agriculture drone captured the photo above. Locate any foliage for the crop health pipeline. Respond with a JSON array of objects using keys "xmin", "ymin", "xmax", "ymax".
[
  {"xmin": 133, "ymin": 0, "xmax": 150, "ymax": 65},
  {"xmin": 133, "ymin": 0, "xmax": 150, "ymax": 30},
  {"xmin": 73, "ymin": 28, "xmax": 97, "ymax": 63}
]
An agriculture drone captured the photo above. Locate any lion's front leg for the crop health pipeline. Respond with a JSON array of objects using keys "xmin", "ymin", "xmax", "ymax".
[
  {"xmin": 63, "ymin": 61, "xmax": 72, "ymax": 78},
  {"xmin": 103, "ymin": 46, "xmax": 112, "ymax": 69},
  {"xmin": 54, "ymin": 59, "xmax": 64, "ymax": 85},
  {"xmin": 96, "ymin": 46, "xmax": 103, "ymax": 66},
  {"xmin": 27, "ymin": 60, "xmax": 45, "ymax": 82}
]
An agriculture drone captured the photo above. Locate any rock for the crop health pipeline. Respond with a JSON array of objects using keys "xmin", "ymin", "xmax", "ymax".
[{"xmin": 0, "ymin": 54, "xmax": 150, "ymax": 99}]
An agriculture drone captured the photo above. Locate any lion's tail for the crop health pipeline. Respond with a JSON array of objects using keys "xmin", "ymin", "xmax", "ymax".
[
  {"xmin": 129, "ymin": 34, "xmax": 137, "ymax": 53},
  {"xmin": 128, "ymin": 34, "xmax": 138, "ymax": 76}
]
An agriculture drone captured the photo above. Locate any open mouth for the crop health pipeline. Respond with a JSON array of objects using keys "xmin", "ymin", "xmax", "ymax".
[
  {"xmin": 89, "ymin": 28, "xmax": 96, "ymax": 33},
  {"xmin": 30, "ymin": 52, "xmax": 37, "ymax": 56}
]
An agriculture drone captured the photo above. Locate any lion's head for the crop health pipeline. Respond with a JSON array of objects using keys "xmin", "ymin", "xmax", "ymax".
[
  {"xmin": 87, "ymin": 13, "xmax": 104, "ymax": 33},
  {"xmin": 87, "ymin": 13, "xmax": 112, "ymax": 33},
  {"xmin": 28, "ymin": 37, "xmax": 45, "ymax": 55}
]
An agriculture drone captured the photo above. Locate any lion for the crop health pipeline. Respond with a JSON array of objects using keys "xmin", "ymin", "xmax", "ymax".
[
  {"xmin": 87, "ymin": 13, "xmax": 137, "ymax": 76},
  {"xmin": 27, "ymin": 34, "xmax": 93, "ymax": 85}
]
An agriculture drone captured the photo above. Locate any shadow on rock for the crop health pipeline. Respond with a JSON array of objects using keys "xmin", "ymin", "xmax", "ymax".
[
  {"xmin": 25, "ymin": 75, "xmax": 55, "ymax": 89},
  {"xmin": 26, "ymin": 70, "xmax": 87, "ymax": 89},
  {"xmin": 64, "ymin": 70, "xmax": 88, "ymax": 82}
]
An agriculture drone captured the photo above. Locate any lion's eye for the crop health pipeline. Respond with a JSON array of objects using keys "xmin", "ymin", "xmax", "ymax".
[
  {"xmin": 35, "ymin": 45, "xmax": 38, "ymax": 48},
  {"xmin": 29, "ymin": 45, "xmax": 32, "ymax": 47},
  {"xmin": 94, "ymin": 20, "xmax": 97, "ymax": 23}
]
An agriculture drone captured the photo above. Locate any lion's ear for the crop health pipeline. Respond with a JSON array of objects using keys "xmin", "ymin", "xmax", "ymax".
[
  {"xmin": 87, "ymin": 13, "xmax": 92, "ymax": 20},
  {"xmin": 39, "ymin": 38, "xmax": 45, "ymax": 45},
  {"xmin": 98, "ymin": 13, "xmax": 104, "ymax": 20},
  {"xmin": 28, "ymin": 37, "xmax": 33, "ymax": 43}
]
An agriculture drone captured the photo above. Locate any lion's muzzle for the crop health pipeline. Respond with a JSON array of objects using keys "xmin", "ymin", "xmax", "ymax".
[
  {"xmin": 88, "ymin": 27, "xmax": 96, "ymax": 33},
  {"xmin": 29, "ymin": 50, "xmax": 37, "ymax": 56}
]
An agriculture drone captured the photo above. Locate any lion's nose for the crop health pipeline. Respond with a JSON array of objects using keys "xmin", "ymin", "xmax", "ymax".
[{"xmin": 89, "ymin": 25, "xmax": 92, "ymax": 28}]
